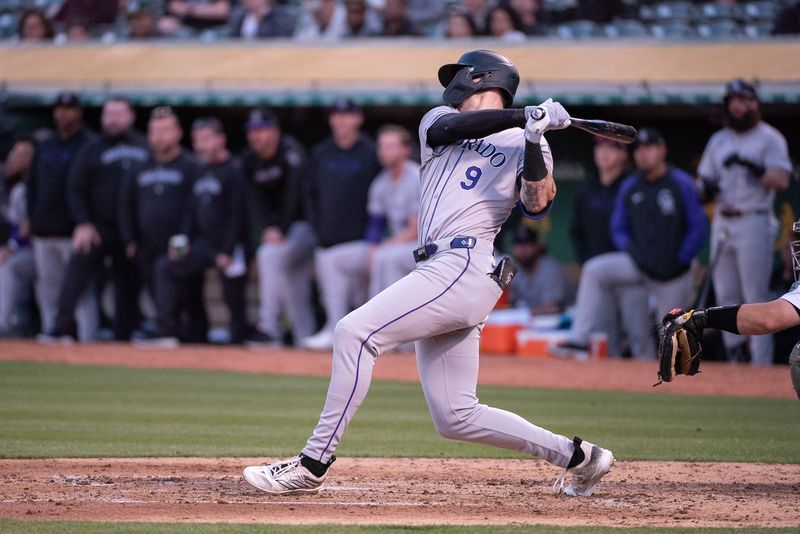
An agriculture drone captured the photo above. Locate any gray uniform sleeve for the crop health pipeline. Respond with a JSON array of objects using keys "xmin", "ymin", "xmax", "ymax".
[
  {"xmin": 763, "ymin": 128, "xmax": 792, "ymax": 172},
  {"xmin": 419, "ymin": 106, "xmax": 458, "ymax": 165},
  {"xmin": 697, "ymin": 133, "xmax": 721, "ymax": 180}
]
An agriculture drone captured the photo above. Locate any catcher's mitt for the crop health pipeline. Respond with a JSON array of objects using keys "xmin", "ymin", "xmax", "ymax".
[{"xmin": 655, "ymin": 307, "xmax": 705, "ymax": 386}]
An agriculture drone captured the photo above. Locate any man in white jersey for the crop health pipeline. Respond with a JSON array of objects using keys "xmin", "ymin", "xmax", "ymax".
[
  {"xmin": 657, "ymin": 218, "xmax": 800, "ymax": 399},
  {"xmin": 697, "ymin": 79, "xmax": 791, "ymax": 364},
  {"xmin": 243, "ymin": 50, "xmax": 615, "ymax": 497}
]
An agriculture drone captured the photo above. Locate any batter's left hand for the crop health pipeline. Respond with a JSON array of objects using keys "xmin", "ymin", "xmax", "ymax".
[{"xmin": 525, "ymin": 99, "xmax": 571, "ymax": 143}]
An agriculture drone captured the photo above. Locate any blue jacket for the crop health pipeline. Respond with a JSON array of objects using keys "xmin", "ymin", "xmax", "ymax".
[{"xmin": 611, "ymin": 166, "xmax": 708, "ymax": 281}]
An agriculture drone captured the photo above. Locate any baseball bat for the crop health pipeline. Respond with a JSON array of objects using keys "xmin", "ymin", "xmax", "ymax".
[{"xmin": 530, "ymin": 108, "xmax": 638, "ymax": 144}]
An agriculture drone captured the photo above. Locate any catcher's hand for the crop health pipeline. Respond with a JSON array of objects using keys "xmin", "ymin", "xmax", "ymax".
[{"xmin": 655, "ymin": 307, "xmax": 706, "ymax": 386}]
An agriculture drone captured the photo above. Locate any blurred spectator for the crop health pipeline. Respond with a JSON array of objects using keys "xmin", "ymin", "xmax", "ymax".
[
  {"xmin": 50, "ymin": 0, "xmax": 118, "ymax": 33},
  {"xmin": 555, "ymin": 129, "xmax": 708, "ymax": 359},
  {"xmin": 119, "ymin": 107, "xmax": 198, "ymax": 312},
  {"xmin": 570, "ymin": 137, "xmax": 646, "ymax": 357},
  {"xmin": 159, "ymin": 0, "xmax": 232, "ymax": 36},
  {"xmin": 506, "ymin": 0, "xmax": 545, "ymax": 36},
  {"xmin": 366, "ymin": 124, "xmax": 420, "ymax": 297},
  {"xmin": 575, "ymin": 0, "xmax": 624, "ymax": 24},
  {"xmin": 242, "ymin": 108, "xmax": 317, "ymax": 346},
  {"xmin": 343, "ymin": 0, "xmax": 383, "ymax": 37},
  {"xmin": 141, "ymin": 117, "xmax": 248, "ymax": 347},
  {"xmin": 697, "ymin": 80, "xmax": 791, "ymax": 364},
  {"xmin": 127, "ymin": 9, "xmax": 162, "ymax": 40},
  {"xmin": 294, "ymin": 0, "xmax": 348, "ymax": 41},
  {"xmin": 773, "ymin": 0, "xmax": 800, "ymax": 35},
  {"xmin": 228, "ymin": 0, "xmax": 294, "ymax": 39},
  {"xmin": 406, "ymin": 0, "xmax": 448, "ymax": 36},
  {"xmin": 443, "ymin": 9, "xmax": 478, "ymax": 38},
  {"xmin": 63, "ymin": 20, "xmax": 92, "ymax": 42},
  {"xmin": 509, "ymin": 224, "xmax": 566, "ymax": 315},
  {"xmin": 485, "ymin": 5, "xmax": 526, "ymax": 42},
  {"xmin": 51, "ymin": 97, "xmax": 148, "ymax": 342},
  {"xmin": 381, "ymin": 0, "xmax": 421, "ymax": 36},
  {"xmin": 461, "ymin": 0, "xmax": 494, "ymax": 34},
  {"xmin": 17, "ymin": 9, "xmax": 54, "ymax": 42},
  {"xmin": 302, "ymin": 98, "xmax": 380, "ymax": 350},
  {"xmin": 0, "ymin": 134, "xmax": 36, "ymax": 337},
  {"xmin": 28, "ymin": 93, "xmax": 98, "ymax": 342}
]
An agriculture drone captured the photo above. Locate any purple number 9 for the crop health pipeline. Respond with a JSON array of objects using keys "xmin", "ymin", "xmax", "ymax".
[{"xmin": 460, "ymin": 166, "xmax": 482, "ymax": 190}]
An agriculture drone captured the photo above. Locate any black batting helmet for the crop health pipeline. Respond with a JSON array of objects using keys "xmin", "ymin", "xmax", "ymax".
[{"xmin": 438, "ymin": 49, "xmax": 520, "ymax": 108}]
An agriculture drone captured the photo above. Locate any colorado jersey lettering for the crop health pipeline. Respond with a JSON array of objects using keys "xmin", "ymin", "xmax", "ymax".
[{"xmin": 417, "ymin": 105, "xmax": 553, "ymax": 245}]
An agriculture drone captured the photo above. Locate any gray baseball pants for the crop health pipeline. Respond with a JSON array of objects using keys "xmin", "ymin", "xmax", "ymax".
[
  {"xmin": 302, "ymin": 239, "xmax": 575, "ymax": 467},
  {"xmin": 314, "ymin": 240, "xmax": 370, "ymax": 334},
  {"xmin": 570, "ymin": 252, "xmax": 693, "ymax": 359},
  {"xmin": 32, "ymin": 237, "xmax": 97, "ymax": 341},
  {"xmin": 256, "ymin": 222, "xmax": 317, "ymax": 343},
  {"xmin": 711, "ymin": 213, "xmax": 776, "ymax": 365},
  {"xmin": 368, "ymin": 241, "xmax": 418, "ymax": 298},
  {"xmin": 0, "ymin": 248, "xmax": 35, "ymax": 331}
]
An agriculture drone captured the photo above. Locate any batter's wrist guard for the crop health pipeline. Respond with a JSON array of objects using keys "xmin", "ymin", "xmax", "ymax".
[{"xmin": 522, "ymin": 141, "xmax": 548, "ymax": 182}]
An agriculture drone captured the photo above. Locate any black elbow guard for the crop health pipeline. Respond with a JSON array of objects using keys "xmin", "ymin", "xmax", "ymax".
[{"xmin": 522, "ymin": 141, "xmax": 548, "ymax": 182}]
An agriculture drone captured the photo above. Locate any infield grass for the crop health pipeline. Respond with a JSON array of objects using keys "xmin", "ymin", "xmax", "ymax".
[
  {"xmin": 0, "ymin": 361, "xmax": 798, "ymax": 462},
  {"xmin": 0, "ymin": 521, "xmax": 797, "ymax": 534}
]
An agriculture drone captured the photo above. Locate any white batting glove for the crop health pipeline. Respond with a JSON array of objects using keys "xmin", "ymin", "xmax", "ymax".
[{"xmin": 525, "ymin": 98, "xmax": 571, "ymax": 144}]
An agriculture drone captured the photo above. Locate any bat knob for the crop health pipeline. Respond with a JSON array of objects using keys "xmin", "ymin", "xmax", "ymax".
[{"xmin": 530, "ymin": 107, "xmax": 546, "ymax": 121}]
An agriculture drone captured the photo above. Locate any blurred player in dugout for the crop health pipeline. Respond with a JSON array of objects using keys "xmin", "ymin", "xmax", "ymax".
[
  {"xmin": 28, "ymin": 93, "xmax": 98, "ymax": 342},
  {"xmin": 141, "ymin": 117, "xmax": 249, "ymax": 347},
  {"xmin": 48, "ymin": 96, "xmax": 149, "ymax": 342},
  {"xmin": 301, "ymin": 98, "xmax": 381, "ymax": 351},
  {"xmin": 697, "ymin": 79, "xmax": 792, "ymax": 364},
  {"xmin": 242, "ymin": 107, "xmax": 317, "ymax": 347},
  {"xmin": 569, "ymin": 136, "xmax": 649, "ymax": 357},
  {"xmin": 119, "ymin": 106, "xmax": 199, "ymax": 333}
]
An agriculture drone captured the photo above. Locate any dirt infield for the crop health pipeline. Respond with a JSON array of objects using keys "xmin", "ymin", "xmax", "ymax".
[
  {"xmin": 0, "ymin": 340, "xmax": 796, "ymax": 399},
  {"xmin": 1, "ymin": 457, "xmax": 799, "ymax": 527},
  {"xmin": 1, "ymin": 340, "xmax": 799, "ymax": 527}
]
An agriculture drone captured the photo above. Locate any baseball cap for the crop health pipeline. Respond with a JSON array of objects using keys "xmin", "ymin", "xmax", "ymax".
[
  {"xmin": 725, "ymin": 79, "xmax": 758, "ymax": 101},
  {"xmin": 246, "ymin": 107, "xmax": 278, "ymax": 130},
  {"xmin": 329, "ymin": 98, "xmax": 361, "ymax": 114},
  {"xmin": 54, "ymin": 92, "xmax": 81, "ymax": 108},
  {"xmin": 633, "ymin": 127, "xmax": 665, "ymax": 148},
  {"xmin": 512, "ymin": 224, "xmax": 539, "ymax": 245}
]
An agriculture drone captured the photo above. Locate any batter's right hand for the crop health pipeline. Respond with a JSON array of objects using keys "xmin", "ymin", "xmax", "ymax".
[{"xmin": 525, "ymin": 99, "xmax": 571, "ymax": 143}]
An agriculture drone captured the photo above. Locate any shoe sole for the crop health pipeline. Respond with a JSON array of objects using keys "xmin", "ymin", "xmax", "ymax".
[
  {"xmin": 563, "ymin": 451, "xmax": 615, "ymax": 497},
  {"xmin": 242, "ymin": 468, "xmax": 323, "ymax": 495}
]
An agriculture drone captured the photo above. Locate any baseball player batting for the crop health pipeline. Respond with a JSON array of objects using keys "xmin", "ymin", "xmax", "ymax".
[{"xmin": 243, "ymin": 50, "xmax": 615, "ymax": 497}]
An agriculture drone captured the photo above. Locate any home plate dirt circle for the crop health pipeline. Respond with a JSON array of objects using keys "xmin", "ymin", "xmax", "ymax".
[{"xmin": 1, "ymin": 457, "xmax": 798, "ymax": 527}]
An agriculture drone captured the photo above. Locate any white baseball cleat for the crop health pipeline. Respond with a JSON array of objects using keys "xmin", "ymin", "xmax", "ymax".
[
  {"xmin": 553, "ymin": 437, "xmax": 615, "ymax": 497},
  {"xmin": 243, "ymin": 456, "xmax": 327, "ymax": 495}
]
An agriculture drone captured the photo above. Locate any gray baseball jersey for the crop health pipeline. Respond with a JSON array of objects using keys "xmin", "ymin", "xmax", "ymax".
[
  {"xmin": 697, "ymin": 122, "xmax": 791, "ymax": 212},
  {"xmin": 418, "ymin": 106, "xmax": 553, "ymax": 244},
  {"xmin": 367, "ymin": 160, "xmax": 421, "ymax": 236}
]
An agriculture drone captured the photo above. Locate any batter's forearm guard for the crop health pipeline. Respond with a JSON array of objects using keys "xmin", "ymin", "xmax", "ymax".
[{"xmin": 522, "ymin": 141, "xmax": 549, "ymax": 182}]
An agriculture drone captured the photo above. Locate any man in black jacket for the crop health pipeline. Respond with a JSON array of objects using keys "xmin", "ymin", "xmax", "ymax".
[
  {"xmin": 243, "ymin": 108, "xmax": 316, "ymax": 346},
  {"xmin": 28, "ymin": 92, "xmax": 98, "ymax": 342},
  {"xmin": 119, "ymin": 107, "xmax": 198, "ymax": 313},
  {"xmin": 51, "ymin": 96, "xmax": 149, "ymax": 341},
  {"xmin": 142, "ymin": 117, "xmax": 248, "ymax": 346}
]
